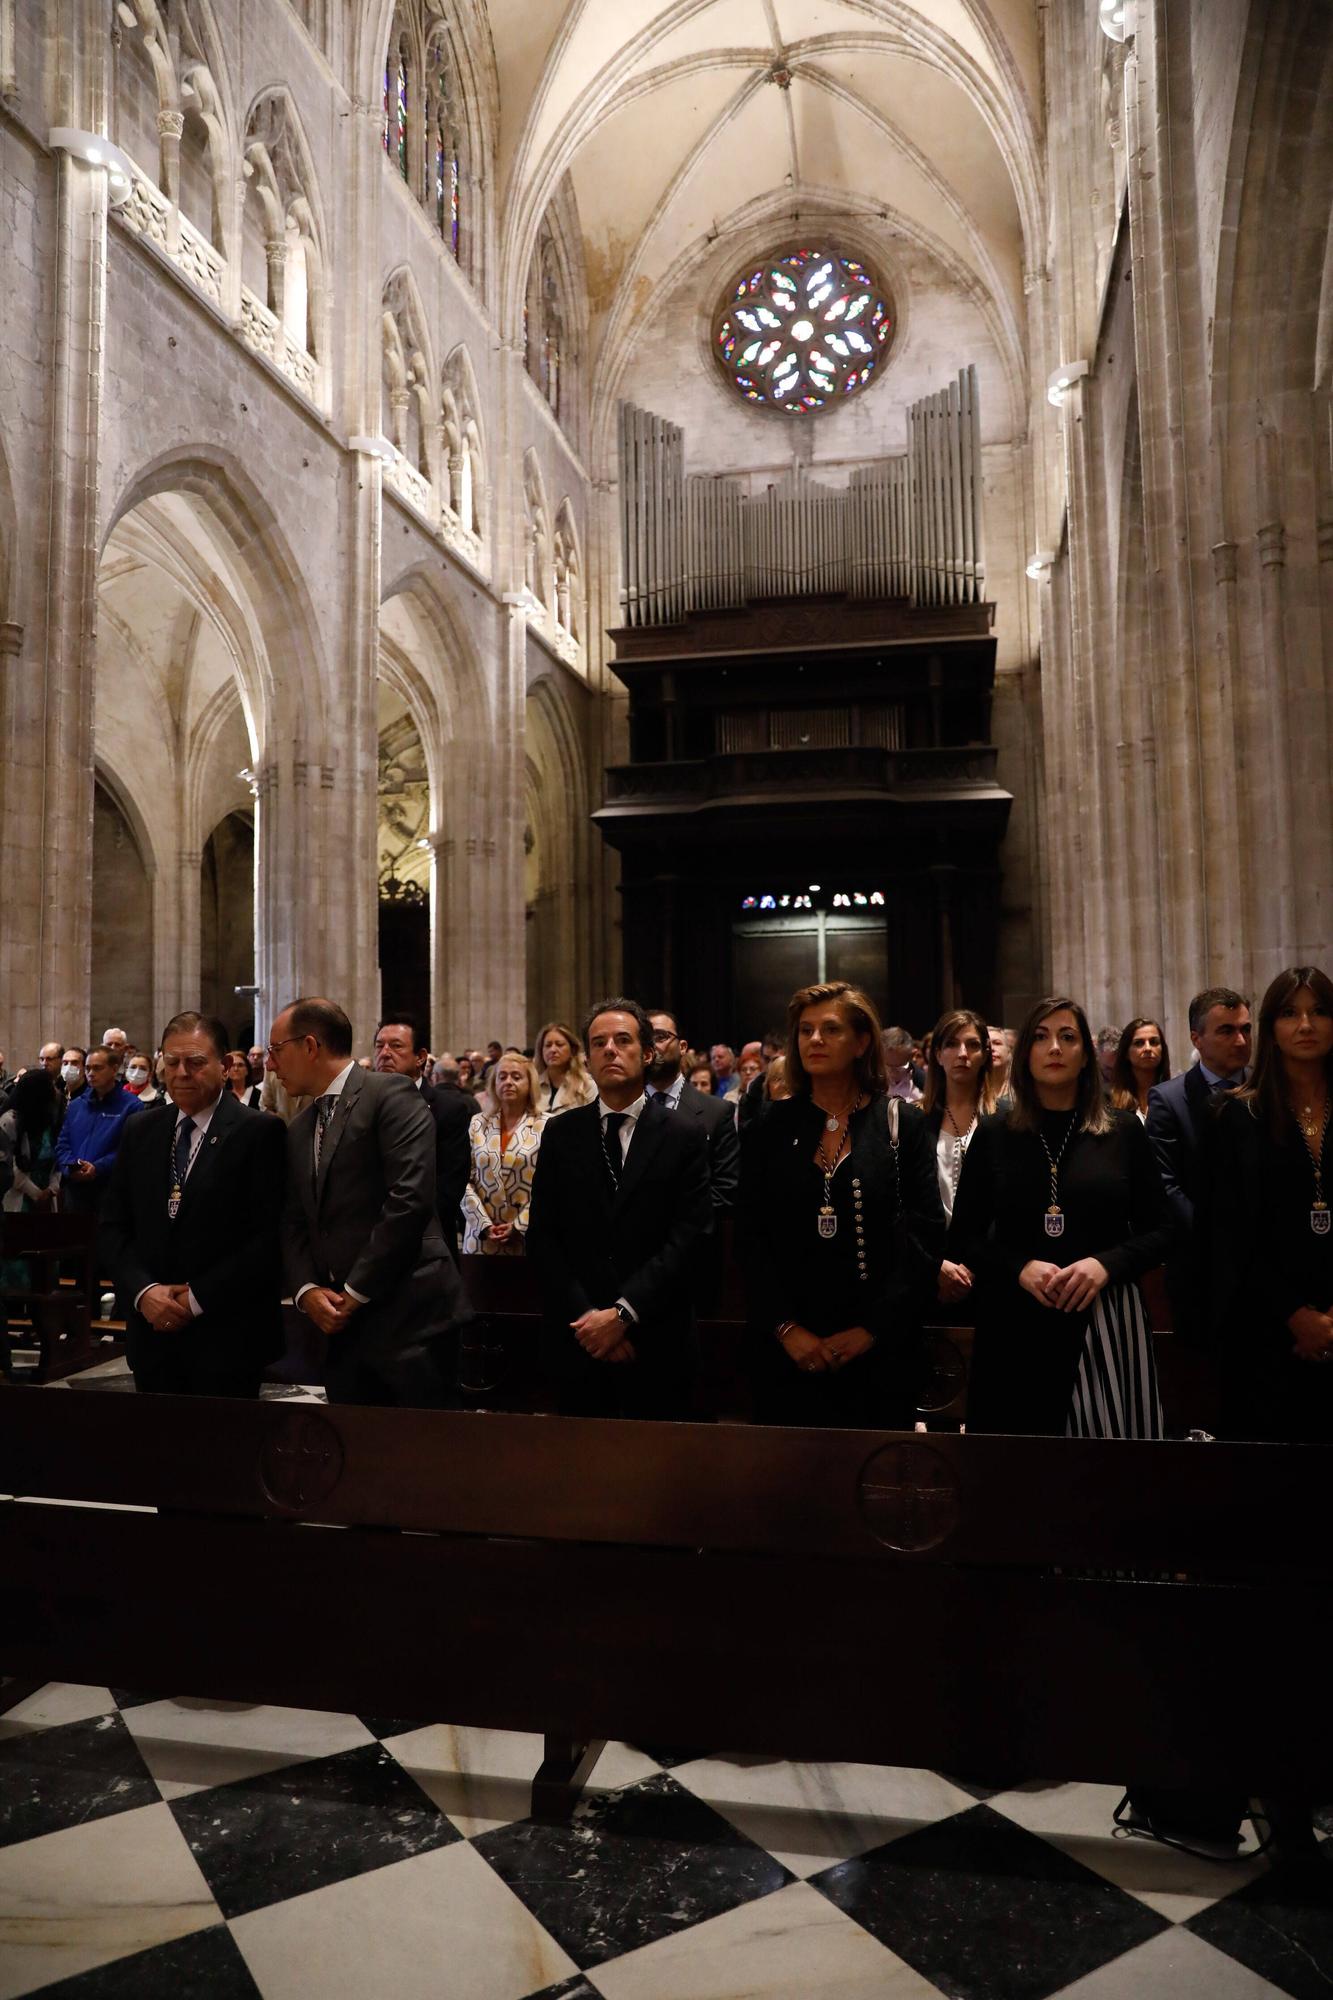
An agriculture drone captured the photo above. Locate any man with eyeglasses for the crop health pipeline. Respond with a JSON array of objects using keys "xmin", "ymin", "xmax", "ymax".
[
  {"xmin": 527, "ymin": 995, "xmax": 711, "ymax": 1419},
  {"xmin": 100, "ymin": 1011, "xmax": 286, "ymax": 1397},
  {"xmin": 54, "ymin": 1044, "xmax": 142, "ymax": 1216}
]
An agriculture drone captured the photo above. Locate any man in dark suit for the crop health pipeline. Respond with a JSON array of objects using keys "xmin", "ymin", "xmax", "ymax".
[
  {"xmin": 645, "ymin": 1011, "xmax": 739, "ymax": 1211},
  {"xmin": 269, "ymin": 997, "xmax": 467, "ymax": 1406},
  {"xmin": 1146, "ymin": 985, "xmax": 1252, "ymax": 1346},
  {"xmin": 372, "ymin": 1015, "xmax": 470, "ymax": 1254},
  {"xmin": 99, "ymin": 1010, "xmax": 286, "ymax": 1397},
  {"xmin": 527, "ymin": 996, "xmax": 711, "ymax": 1419}
]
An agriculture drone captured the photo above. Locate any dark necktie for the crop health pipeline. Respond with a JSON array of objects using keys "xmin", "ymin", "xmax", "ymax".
[
  {"xmin": 173, "ymin": 1117, "xmax": 195, "ymax": 1189},
  {"xmin": 314, "ymin": 1094, "xmax": 336, "ymax": 1174},
  {"xmin": 602, "ymin": 1111, "xmax": 627, "ymax": 1189}
]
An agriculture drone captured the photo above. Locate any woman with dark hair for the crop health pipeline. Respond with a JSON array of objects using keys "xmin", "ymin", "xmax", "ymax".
[
  {"xmin": 949, "ymin": 996, "xmax": 1174, "ymax": 1437},
  {"xmin": 224, "ymin": 1051, "xmax": 261, "ymax": 1108},
  {"xmin": 0, "ymin": 1069, "xmax": 64, "ymax": 1373},
  {"xmin": 1211, "ymin": 966, "xmax": 1333, "ymax": 1443},
  {"xmin": 921, "ymin": 1008, "xmax": 1002, "ymax": 1307},
  {"xmin": 1110, "ymin": 1018, "xmax": 1171, "ymax": 1122},
  {"xmin": 739, "ymin": 980, "xmax": 945, "ymax": 1427}
]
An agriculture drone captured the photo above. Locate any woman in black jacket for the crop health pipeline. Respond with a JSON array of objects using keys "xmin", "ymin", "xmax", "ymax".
[
  {"xmin": 739, "ymin": 980, "xmax": 945, "ymax": 1427},
  {"xmin": 948, "ymin": 996, "xmax": 1175, "ymax": 1437},
  {"xmin": 1210, "ymin": 964, "xmax": 1333, "ymax": 1443}
]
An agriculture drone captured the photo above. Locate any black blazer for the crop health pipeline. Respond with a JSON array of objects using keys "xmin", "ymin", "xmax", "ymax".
[
  {"xmin": 419, "ymin": 1078, "xmax": 471, "ymax": 1249},
  {"xmin": 659, "ymin": 1080, "xmax": 740, "ymax": 1211},
  {"xmin": 739, "ymin": 1094, "xmax": 945, "ymax": 1349},
  {"xmin": 526, "ymin": 1097, "xmax": 712, "ymax": 1379},
  {"xmin": 99, "ymin": 1090, "xmax": 286, "ymax": 1373},
  {"xmin": 282, "ymin": 1067, "xmax": 463, "ymax": 1353},
  {"xmin": 949, "ymin": 1110, "xmax": 1176, "ymax": 1434},
  {"xmin": 1145, "ymin": 1066, "xmax": 1227, "ymax": 1230}
]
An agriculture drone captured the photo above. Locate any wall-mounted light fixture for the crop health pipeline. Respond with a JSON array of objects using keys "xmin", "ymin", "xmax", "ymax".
[
  {"xmin": 1026, "ymin": 551, "xmax": 1056, "ymax": 581},
  {"xmin": 48, "ymin": 128, "xmax": 135, "ymax": 207},
  {"xmin": 1099, "ymin": 0, "xmax": 1137, "ymax": 42},
  {"xmin": 1047, "ymin": 359, "xmax": 1090, "ymax": 408},
  {"xmin": 348, "ymin": 435, "xmax": 398, "ymax": 463}
]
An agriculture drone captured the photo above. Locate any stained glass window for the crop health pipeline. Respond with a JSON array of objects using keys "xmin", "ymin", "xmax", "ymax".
[
  {"xmin": 714, "ymin": 248, "xmax": 892, "ymax": 413},
  {"xmin": 396, "ymin": 40, "xmax": 409, "ymax": 181},
  {"xmin": 450, "ymin": 151, "xmax": 460, "ymax": 260}
]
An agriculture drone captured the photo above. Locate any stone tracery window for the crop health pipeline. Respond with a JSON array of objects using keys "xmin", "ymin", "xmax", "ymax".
[
  {"xmin": 380, "ymin": 3, "xmax": 477, "ymax": 279},
  {"xmin": 525, "ymin": 217, "xmax": 570, "ymax": 422},
  {"xmin": 713, "ymin": 247, "xmax": 893, "ymax": 413}
]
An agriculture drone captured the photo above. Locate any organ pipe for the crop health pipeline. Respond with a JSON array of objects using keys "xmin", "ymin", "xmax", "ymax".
[{"xmin": 617, "ymin": 365, "xmax": 984, "ymax": 625}]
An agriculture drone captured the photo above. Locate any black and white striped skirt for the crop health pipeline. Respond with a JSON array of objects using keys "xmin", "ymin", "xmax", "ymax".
[{"xmin": 1065, "ymin": 1281, "xmax": 1163, "ymax": 1440}]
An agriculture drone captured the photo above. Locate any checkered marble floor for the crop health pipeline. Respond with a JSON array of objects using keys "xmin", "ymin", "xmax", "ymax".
[{"xmin": 1, "ymin": 1684, "xmax": 1329, "ymax": 1998}]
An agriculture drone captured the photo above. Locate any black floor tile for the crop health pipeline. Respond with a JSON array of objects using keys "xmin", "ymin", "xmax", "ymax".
[
  {"xmin": 357, "ymin": 1714, "xmax": 432, "ymax": 1740},
  {"xmin": 108, "ymin": 1690, "xmax": 161, "ymax": 1710},
  {"xmin": 812, "ymin": 1801, "xmax": 1168, "ymax": 2000},
  {"xmin": 1188, "ymin": 1852, "xmax": 1333, "ymax": 1999},
  {"xmin": 24, "ymin": 1923, "xmax": 261, "ymax": 1998},
  {"xmin": 472, "ymin": 1770, "xmax": 791, "ymax": 1970},
  {"xmin": 626, "ymin": 1743, "xmax": 712, "ymax": 1769},
  {"xmin": 169, "ymin": 1741, "xmax": 461, "ymax": 1919},
  {"xmin": 0, "ymin": 1711, "xmax": 159, "ymax": 1850},
  {"xmin": 524, "ymin": 1981, "xmax": 603, "ymax": 2000}
]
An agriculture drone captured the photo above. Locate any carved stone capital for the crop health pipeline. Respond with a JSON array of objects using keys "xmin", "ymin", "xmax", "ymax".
[
  {"xmin": 157, "ymin": 109, "xmax": 185, "ymax": 140},
  {"xmin": 1257, "ymin": 521, "xmax": 1286, "ymax": 570},
  {"xmin": 1210, "ymin": 540, "xmax": 1238, "ymax": 586}
]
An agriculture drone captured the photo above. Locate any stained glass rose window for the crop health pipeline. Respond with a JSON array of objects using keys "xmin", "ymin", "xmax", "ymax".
[{"xmin": 714, "ymin": 248, "xmax": 893, "ymax": 412}]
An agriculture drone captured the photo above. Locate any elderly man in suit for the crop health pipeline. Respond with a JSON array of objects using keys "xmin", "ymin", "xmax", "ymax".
[
  {"xmin": 100, "ymin": 1011, "xmax": 286, "ymax": 1397},
  {"xmin": 527, "ymin": 996, "xmax": 712, "ymax": 1420},
  {"xmin": 1146, "ymin": 985, "xmax": 1252, "ymax": 1347},
  {"xmin": 269, "ymin": 997, "xmax": 466, "ymax": 1406},
  {"xmin": 372, "ymin": 1013, "xmax": 470, "ymax": 1256}
]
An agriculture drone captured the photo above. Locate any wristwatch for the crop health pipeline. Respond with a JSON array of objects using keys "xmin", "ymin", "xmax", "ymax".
[{"xmin": 614, "ymin": 1302, "xmax": 634, "ymax": 1327}]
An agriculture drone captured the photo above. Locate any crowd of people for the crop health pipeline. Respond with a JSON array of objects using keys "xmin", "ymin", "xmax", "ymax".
[{"xmin": 2, "ymin": 970, "xmax": 1329, "ymax": 1455}]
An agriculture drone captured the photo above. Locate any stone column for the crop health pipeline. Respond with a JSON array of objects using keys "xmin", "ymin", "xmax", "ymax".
[
  {"xmin": 157, "ymin": 108, "xmax": 183, "ymax": 248},
  {"xmin": 265, "ymin": 237, "xmax": 288, "ymax": 323},
  {"xmin": 175, "ymin": 847, "xmax": 202, "ymax": 1031}
]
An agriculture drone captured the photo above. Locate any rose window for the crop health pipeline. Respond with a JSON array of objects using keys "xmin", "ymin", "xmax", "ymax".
[{"xmin": 714, "ymin": 248, "xmax": 893, "ymax": 413}]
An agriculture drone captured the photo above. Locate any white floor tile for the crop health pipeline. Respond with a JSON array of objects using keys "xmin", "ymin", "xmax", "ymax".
[
  {"xmin": 383, "ymin": 1724, "xmax": 660, "ymax": 1837},
  {"xmin": 0, "ymin": 1800, "xmax": 218, "ymax": 2000},
  {"xmin": 589, "ymin": 1879, "xmax": 940, "ymax": 2000},
  {"xmin": 988, "ymin": 1780, "xmax": 1270, "ymax": 1921},
  {"xmin": 122, "ymin": 1696, "xmax": 376, "ymax": 1798},
  {"xmin": 0, "ymin": 1683, "xmax": 117, "ymax": 1738},
  {"xmin": 667, "ymin": 1754, "xmax": 976, "ymax": 1877},
  {"xmin": 1052, "ymin": 1924, "xmax": 1288, "ymax": 1998},
  {"xmin": 231, "ymin": 1839, "xmax": 576, "ymax": 2000}
]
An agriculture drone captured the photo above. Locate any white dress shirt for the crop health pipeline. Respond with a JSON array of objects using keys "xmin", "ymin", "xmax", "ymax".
[
  {"xmin": 646, "ymin": 1073, "xmax": 685, "ymax": 1110},
  {"xmin": 597, "ymin": 1091, "xmax": 648, "ymax": 1321}
]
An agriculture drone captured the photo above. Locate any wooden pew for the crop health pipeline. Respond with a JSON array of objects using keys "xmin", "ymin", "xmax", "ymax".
[
  {"xmin": 2, "ymin": 1390, "xmax": 1329, "ymax": 1817},
  {"xmin": 0, "ymin": 1212, "xmax": 101, "ymax": 1382}
]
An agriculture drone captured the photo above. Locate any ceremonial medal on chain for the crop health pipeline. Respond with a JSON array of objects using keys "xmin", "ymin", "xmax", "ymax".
[
  {"xmin": 1297, "ymin": 1101, "xmax": 1331, "ymax": 1236},
  {"xmin": 168, "ymin": 1184, "xmax": 182, "ymax": 1222},
  {"xmin": 1038, "ymin": 1115, "xmax": 1078, "ymax": 1240},
  {"xmin": 815, "ymin": 1105, "xmax": 857, "ymax": 1239}
]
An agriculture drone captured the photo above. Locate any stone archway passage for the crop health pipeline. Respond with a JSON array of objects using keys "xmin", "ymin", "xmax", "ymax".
[
  {"xmin": 91, "ymin": 780, "xmax": 153, "ymax": 1051},
  {"xmin": 200, "ymin": 811, "xmax": 256, "ymax": 1048}
]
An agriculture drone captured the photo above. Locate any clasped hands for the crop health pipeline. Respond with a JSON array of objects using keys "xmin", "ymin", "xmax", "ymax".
[
  {"xmin": 139, "ymin": 1283, "xmax": 193, "ymax": 1333},
  {"xmin": 780, "ymin": 1324, "xmax": 874, "ymax": 1372},
  {"xmin": 1287, "ymin": 1305, "xmax": 1333, "ymax": 1363},
  {"xmin": 300, "ymin": 1287, "xmax": 362, "ymax": 1338},
  {"xmin": 1019, "ymin": 1257, "xmax": 1109, "ymax": 1313},
  {"xmin": 571, "ymin": 1306, "xmax": 636, "ymax": 1365}
]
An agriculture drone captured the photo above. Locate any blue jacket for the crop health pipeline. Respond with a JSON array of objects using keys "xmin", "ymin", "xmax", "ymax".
[{"xmin": 55, "ymin": 1082, "xmax": 142, "ymax": 1180}]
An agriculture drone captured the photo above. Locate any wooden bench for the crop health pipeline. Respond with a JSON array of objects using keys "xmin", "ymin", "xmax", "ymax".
[
  {"xmin": 3, "ymin": 1390, "xmax": 1328, "ymax": 1818},
  {"xmin": 0, "ymin": 1211, "xmax": 102, "ymax": 1383}
]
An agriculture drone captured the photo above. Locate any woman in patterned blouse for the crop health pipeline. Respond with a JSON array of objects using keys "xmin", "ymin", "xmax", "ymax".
[{"xmin": 461, "ymin": 1049, "xmax": 545, "ymax": 1255}]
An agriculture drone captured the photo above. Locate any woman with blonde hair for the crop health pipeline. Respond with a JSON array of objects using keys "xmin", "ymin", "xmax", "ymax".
[
  {"xmin": 534, "ymin": 1020, "xmax": 597, "ymax": 1118},
  {"xmin": 949, "ymin": 996, "xmax": 1174, "ymax": 1437},
  {"xmin": 461, "ymin": 1048, "xmax": 545, "ymax": 1255},
  {"xmin": 739, "ymin": 980, "xmax": 944, "ymax": 1426}
]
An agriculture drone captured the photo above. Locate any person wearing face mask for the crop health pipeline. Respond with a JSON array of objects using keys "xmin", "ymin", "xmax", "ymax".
[
  {"xmin": 53, "ymin": 1046, "xmax": 143, "ymax": 1216},
  {"xmin": 124, "ymin": 1052, "xmax": 161, "ymax": 1105},
  {"xmin": 60, "ymin": 1049, "xmax": 87, "ymax": 1102},
  {"xmin": 949, "ymin": 996, "xmax": 1174, "ymax": 1437},
  {"xmin": 461, "ymin": 1049, "xmax": 545, "ymax": 1255}
]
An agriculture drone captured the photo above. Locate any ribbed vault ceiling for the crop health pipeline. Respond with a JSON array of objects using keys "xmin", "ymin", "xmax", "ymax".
[{"xmin": 486, "ymin": 0, "xmax": 1041, "ymax": 381}]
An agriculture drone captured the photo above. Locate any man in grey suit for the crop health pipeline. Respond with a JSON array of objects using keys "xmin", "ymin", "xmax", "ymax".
[{"xmin": 268, "ymin": 996, "xmax": 466, "ymax": 1406}]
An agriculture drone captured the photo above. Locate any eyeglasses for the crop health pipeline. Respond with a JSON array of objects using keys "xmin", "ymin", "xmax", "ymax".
[
  {"xmin": 651, "ymin": 1029, "xmax": 678, "ymax": 1044},
  {"xmin": 160, "ymin": 1054, "xmax": 213, "ymax": 1074},
  {"xmin": 265, "ymin": 1036, "xmax": 305, "ymax": 1060}
]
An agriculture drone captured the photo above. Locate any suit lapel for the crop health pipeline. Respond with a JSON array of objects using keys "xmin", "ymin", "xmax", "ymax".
[
  {"xmin": 615, "ymin": 1098, "xmax": 666, "ymax": 1207},
  {"xmin": 174, "ymin": 1089, "xmax": 240, "ymax": 1222},
  {"xmin": 315, "ymin": 1066, "xmax": 364, "ymax": 1204}
]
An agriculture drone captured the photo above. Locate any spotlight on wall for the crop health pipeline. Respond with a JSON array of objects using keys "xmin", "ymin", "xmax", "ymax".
[
  {"xmin": 1026, "ymin": 552, "xmax": 1056, "ymax": 581},
  {"xmin": 233, "ymin": 984, "xmax": 263, "ymax": 997},
  {"xmin": 1046, "ymin": 359, "xmax": 1090, "ymax": 408},
  {"xmin": 348, "ymin": 435, "xmax": 399, "ymax": 463},
  {"xmin": 1098, "ymin": 0, "xmax": 1137, "ymax": 42},
  {"xmin": 48, "ymin": 128, "xmax": 135, "ymax": 208}
]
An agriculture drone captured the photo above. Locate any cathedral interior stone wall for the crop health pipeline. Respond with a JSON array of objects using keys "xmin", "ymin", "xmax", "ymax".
[{"xmin": 1, "ymin": 0, "xmax": 1329, "ymax": 1060}]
